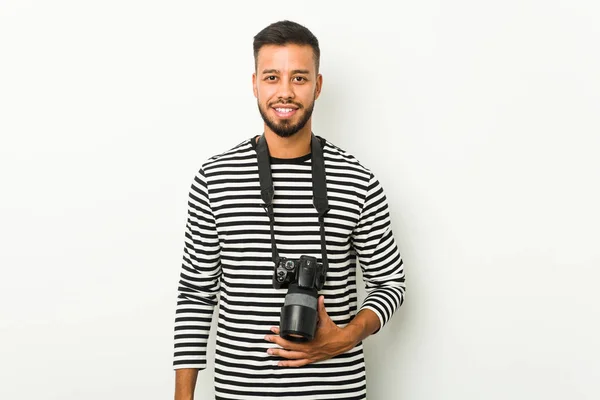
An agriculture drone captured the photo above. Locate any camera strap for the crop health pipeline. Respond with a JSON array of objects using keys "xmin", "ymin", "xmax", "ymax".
[{"xmin": 256, "ymin": 133, "xmax": 330, "ymax": 272}]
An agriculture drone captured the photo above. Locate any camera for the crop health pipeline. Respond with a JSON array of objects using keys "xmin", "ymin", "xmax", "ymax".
[{"xmin": 273, "ymin": 255, "xmax": 327, "ymax": 342}]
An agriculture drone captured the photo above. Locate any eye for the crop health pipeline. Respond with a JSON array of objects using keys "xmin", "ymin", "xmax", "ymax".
[
  {"xmin": 293, "ymin": 76, "xmax": 307, "ymax": 83},
  {"xmin": 265, "ymin": 75, "xmax": 277, "ymax": 81}
]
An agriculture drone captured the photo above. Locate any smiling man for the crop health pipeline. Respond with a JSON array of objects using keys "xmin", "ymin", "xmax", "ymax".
[{"xmin": 173, "ymin": 20, "xmax": 406, "ymax": 400}]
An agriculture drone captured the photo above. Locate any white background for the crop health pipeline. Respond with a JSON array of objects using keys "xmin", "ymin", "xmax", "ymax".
[{"xmin": 1, "ymin": 1, "xmax": 599, "ymax": 399}]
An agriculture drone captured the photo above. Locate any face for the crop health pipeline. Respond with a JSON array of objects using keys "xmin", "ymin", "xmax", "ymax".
[{"xmin": 253, "ymin": 44, "xmax": 322, "ymax": 138}]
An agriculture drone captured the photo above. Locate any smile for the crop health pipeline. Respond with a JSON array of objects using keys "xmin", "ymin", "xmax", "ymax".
[{"xmin": 273, "ymin": 107, "xmax": 298, "ymax": 118}]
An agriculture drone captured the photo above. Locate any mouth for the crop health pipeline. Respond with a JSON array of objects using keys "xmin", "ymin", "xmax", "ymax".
[{"xmin": 271, "ymin": 106, "xmax": 299, "ymax": 118}]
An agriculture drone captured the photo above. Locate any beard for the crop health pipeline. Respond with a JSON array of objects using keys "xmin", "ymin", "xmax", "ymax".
[{"xmin": 257, "ymin": 97, "xmax": 315, "ymax": 138}]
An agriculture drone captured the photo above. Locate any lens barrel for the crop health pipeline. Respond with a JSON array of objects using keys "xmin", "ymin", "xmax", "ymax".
[{"xmin": 279, "ymin": 284, "xmax": 319, "ymax": 341}]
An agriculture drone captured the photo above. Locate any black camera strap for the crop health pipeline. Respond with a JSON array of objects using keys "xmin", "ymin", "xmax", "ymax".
[{"xmin": 256, "ymin": 133, "xmax": 330, "ymax": 272}]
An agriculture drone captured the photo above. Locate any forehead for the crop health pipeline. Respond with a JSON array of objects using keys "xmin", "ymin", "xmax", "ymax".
[{"xmin": 256, "ymin": 44, "xmax": 316, "ymax": 73}]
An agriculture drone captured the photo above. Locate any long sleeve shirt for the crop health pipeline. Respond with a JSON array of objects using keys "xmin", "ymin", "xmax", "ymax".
[{"xmin": 173, "ymin": 135, "xmax": 406, "ymax": 399}]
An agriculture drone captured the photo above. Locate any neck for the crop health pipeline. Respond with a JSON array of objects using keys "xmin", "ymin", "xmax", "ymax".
[{"xmin": 260, "ymin": 125, "xmax": 312, "ymax": 159}]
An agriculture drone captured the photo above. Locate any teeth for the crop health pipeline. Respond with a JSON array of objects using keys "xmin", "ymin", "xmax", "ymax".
[{"xmin": 275, "ymin": 108, "xmax": 294, "ymax": 113}]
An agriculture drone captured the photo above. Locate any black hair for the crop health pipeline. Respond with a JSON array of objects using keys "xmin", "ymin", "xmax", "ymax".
[{"xmin": 253, "ymin": 20, "xmax": 320, "ymax": 72}]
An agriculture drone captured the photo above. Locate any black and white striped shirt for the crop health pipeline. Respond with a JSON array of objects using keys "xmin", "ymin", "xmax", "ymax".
[{"xmin": 173, "ymin": 135, "xmax": 405, "ymax": 399}]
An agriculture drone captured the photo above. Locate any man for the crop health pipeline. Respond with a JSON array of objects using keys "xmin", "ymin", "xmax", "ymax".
[{"xmin": 174, "ymin": 20, "xmax": 405, "ymax": 400}]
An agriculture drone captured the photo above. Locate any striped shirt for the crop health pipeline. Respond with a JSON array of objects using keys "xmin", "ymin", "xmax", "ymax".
[{"xmin": 173, "ymin": 135, "xmax": 406, "ymax": 399}]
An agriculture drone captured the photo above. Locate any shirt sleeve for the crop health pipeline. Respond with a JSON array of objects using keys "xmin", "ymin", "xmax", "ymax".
[
  {"xmin": 173, "ymin": 167, "xmax": 221, "ymax": 370},
  {"xmin": 351, "ymin": 172, "xmax": 406, "ymax": 332}
]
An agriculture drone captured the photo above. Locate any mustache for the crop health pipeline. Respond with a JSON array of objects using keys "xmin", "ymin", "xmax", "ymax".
[{"xmin": 269, "ymin": 100, "xmax": 302, "ymax": 108}]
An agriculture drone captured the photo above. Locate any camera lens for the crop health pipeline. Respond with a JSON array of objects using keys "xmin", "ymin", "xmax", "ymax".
[
  {"xmin": 284, "ymin": 260, "xmax": 295, "ymax": 270},
  {"xmin": 279, "ymin": 283, "xmax": 319, "ymax": 342}
]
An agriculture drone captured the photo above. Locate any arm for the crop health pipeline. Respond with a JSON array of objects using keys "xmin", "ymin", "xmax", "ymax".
[
  {"xmin": 173, "ymin": 167, "xmax": 221, "ymax": 398},
  {"xmin": 175, "ymin": 369, "xmax": 198, "ymax": 400},
  {"xmin": 351, "ymin": 172, "xmax": 406, "ymax": 332}
]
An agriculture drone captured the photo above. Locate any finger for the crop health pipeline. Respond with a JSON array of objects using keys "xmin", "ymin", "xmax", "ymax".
[
  {"xmin": 265, "ymin": 335, "xmax": 305, "ymax": 351},
  {"xmin": 270, "ymin": 327, "xmax": 280, "ymax": 334},
  {"xmin": 279, "ymin": 358, "xmax": 311, "ymax": 367},
  {"xmin": 267, "ymin": 347, "xmax": 308, "ymax": 360}
]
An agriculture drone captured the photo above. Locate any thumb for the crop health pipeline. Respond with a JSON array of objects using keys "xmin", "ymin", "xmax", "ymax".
[{"xmin": 317, "ymin": 295, "xmax": 329, "ymax": 321}]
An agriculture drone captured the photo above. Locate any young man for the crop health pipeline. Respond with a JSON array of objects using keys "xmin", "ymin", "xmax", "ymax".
[{"xmin": 174, "ymin": 20, "xmax": 406, "ymax": 400}]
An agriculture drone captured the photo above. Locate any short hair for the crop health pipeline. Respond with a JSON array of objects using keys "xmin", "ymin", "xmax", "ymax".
[{"xmin": 253, "ymin": 20, "xmax": 320, "ymax": 72}]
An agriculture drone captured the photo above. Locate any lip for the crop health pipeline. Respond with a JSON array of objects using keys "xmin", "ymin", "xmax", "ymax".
[{"xmin": 271, "ymin": 104, "xmax": 299, "ymax": 110}]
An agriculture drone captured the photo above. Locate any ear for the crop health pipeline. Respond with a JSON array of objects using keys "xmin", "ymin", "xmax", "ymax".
[
  {"xmin": 314, "ymin": 73, "xmax": 323, "ymax": 100},
  {"xmin": 252, "ymin": 72, "xmax": 258, "ymax": 98}
]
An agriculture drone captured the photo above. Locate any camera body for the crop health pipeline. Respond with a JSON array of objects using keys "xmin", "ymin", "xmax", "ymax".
[
  {"xmin": 272, "ymin": 255, "xmax": 327, "ymax": 342},
  {"xmin": 273, "ymin": 255, "xmax": 326, "ymax": 291}
]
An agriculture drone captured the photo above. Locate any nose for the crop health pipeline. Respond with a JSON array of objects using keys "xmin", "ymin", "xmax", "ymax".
[{"xmin": 276, "ymin": 78, "xmax": 295, "ymax": 100}]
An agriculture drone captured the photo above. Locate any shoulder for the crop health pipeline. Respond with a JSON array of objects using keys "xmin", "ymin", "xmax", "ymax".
[
  {"xmin": 198, "ymin": 136, "xmax": 256, "ymax": 173},
  {"xmin": 320, "ymin": 136, "xmax": 374, "ymax": 181}
]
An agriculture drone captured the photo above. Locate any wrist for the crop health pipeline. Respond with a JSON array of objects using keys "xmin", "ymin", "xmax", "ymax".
[{"xmin": 343, "ymin": 321, "xmax": 366, "ymax": 348}]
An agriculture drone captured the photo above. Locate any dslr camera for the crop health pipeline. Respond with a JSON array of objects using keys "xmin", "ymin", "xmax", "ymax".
[{"xmin": 273, "ymin": 255, "xmax": 327, "ymax": 342}]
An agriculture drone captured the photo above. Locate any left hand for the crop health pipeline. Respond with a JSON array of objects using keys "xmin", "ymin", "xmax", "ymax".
[{"xmin": 264, "ymin": 295, "xmax": 359, "ymax": 367}]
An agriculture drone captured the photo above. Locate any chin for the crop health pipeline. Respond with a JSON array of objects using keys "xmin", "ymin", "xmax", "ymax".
[{"xmin": 272, "ymin": 129, "xmax": 300, "ymax": 138}]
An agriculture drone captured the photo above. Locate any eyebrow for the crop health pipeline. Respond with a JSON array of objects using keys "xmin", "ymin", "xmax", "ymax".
[{"xmin": 261, "ymin": 69, "xmax": 310, "ymax": 75}]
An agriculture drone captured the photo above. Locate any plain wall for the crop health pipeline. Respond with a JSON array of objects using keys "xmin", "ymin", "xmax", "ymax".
[{"xmin": 1, "ymin": 1, "xmax": 598, "ymax": 399}]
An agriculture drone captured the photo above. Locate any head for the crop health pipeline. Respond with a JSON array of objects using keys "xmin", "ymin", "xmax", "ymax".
[{"xmin": 252, "ymin": 20, "xmax": 323, "ymax": 138}]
